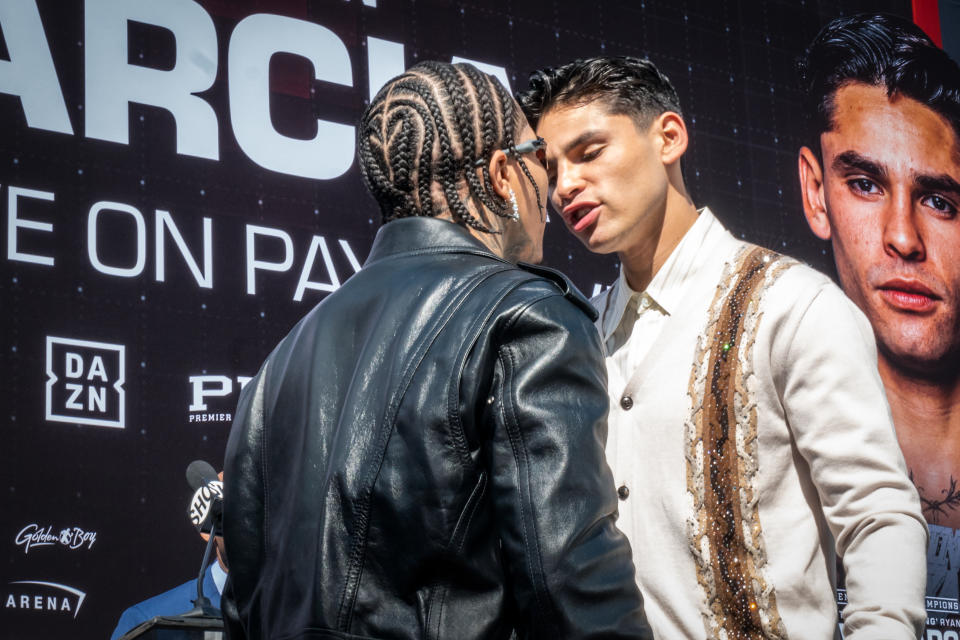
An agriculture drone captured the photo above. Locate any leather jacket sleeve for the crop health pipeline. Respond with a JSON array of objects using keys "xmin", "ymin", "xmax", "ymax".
[
  {"xmin": 487, "ymin": 293, "xmax": 652, "ymax": 639},
  {"xmin": 220, "ymin": 574, "xmax": 246, "ymax": 640},
  {"xmin": 222, "ymin": 359, "xmax": 270, "ymax": 640}
]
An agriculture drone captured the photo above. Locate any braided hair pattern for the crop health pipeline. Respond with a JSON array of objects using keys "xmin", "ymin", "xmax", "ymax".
[
  {"xmin": 358, "ymin": 62, "xmax": 539, "ymax": 232},
  {"xmin": 488, "ymin": 76, "xmax": 545, "ymax": 221}
]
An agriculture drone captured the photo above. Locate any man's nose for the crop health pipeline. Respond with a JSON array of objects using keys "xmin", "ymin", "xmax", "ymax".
[
  {"xmin": 554, "ymin": 164, "xmax": 584, "ymax": 209},
  {"xmin": 882, "ymin": 193, "xmax": 925, "ymax": 261}
]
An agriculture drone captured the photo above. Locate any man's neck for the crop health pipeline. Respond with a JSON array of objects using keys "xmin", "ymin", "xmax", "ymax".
[
  {"xmin": 619, "ymin": 189, "xmax": 698, "ymax": 292},
  {"xmin": 880, "ymin": 355, "xmax": 960, "ymax": 529},
  {"xmin": 881, "ymin": 357, "xmax": 960, "ymax": 442}
]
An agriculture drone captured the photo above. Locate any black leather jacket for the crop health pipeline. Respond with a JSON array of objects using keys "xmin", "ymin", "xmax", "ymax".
[{"xmin": 223, "ymin": 217, "xmax": 651, "ymax": 639}]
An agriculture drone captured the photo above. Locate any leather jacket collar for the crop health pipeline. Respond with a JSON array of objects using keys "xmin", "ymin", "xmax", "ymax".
[{"xmin": 365, "ymin": 217, "xmax": 508, "ymax": 266}]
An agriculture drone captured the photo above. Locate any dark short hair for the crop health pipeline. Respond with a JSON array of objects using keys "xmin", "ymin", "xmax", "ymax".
[
  {"xmin": 798, "ymin": 13, "xmax": 960, "ymax": 154},
  {"xmin": 516, "ymin": 56, "xmax": 682, "ymax": 130}
]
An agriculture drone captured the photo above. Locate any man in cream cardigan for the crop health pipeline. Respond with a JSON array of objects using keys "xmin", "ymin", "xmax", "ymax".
[{"xmin": 519, "ymin": 56, "xmax": 927, "ymax": 639}]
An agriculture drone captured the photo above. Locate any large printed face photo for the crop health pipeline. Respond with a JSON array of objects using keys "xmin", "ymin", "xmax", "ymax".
[
  {"xmin": 799, "ymin": 82, "xmax": 960, "ymax": 380},
  {"xmin": 793, "ymin": 13, "xmax": 960, "ymax": 610}
]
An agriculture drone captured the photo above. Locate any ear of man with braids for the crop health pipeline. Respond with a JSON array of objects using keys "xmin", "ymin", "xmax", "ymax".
[{"xmin": 358, "ymin": 61, "xmax": 547, "ymax": 264}]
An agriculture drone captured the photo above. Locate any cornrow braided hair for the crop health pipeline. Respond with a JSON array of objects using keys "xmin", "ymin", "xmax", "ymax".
[
  {"xmin": 490, "ymin": 75, "xmax": 545, "ymax": 222},
  {"xmin": 358, "ymin": 61, "xmax": 541, "ymax": 232},
  {"xmin": 456, "ymin": 64, "xmax": 514, "ymax": 219}
]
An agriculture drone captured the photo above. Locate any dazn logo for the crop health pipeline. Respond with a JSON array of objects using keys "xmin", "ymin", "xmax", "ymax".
[{"xmin": 45, "ymin": 336, "xmax": 125, "ymax": 428}]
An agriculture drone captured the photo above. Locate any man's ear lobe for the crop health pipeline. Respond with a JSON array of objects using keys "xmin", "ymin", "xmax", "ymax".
[
  {"xmin": 658, "ymin": 112, "xmax": 688, "ymax": 165},
  {"xmin": 798, "ymin": 146, "xmax": 832, "ymax": 240},
  {"xmin": 486, "ymin": 149, "xmax": 511, "ymax": 199}
]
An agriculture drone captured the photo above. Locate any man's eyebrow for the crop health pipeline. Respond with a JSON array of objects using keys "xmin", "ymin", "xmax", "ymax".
[
  {"xmin": 831, "ymin": 150, "xmax": 887, "ymax": 179},
  {"xmin": 561, "ymin": 129, "xmax": 604, "ymax": 155},
  {"xmin": 916, "ymin": 173, "xmax": 960, "ymax": 195}
]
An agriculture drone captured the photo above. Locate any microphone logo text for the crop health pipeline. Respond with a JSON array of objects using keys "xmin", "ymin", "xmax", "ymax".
[{"xmin": 189, "ymin": 480, "xmax": 224, "ymax": 528}]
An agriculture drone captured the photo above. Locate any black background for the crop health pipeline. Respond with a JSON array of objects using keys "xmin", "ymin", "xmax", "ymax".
[{"xmin": 0, "ymin": 0, "xmax": 912, "ymax": 637}]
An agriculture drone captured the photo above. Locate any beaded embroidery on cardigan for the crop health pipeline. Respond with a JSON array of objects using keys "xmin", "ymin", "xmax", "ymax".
[{"xmin": 685, "ymin": 244, "xmax": 796, "ymax": 640}]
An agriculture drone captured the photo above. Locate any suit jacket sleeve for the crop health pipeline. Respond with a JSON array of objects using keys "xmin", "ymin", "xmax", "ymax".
[{"xmin": 110, "ymin": 604, "xmax": 149, "ymax": 640}]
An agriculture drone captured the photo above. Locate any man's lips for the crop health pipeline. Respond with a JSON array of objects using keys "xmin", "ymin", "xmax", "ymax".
[
  {"xmin": 877, "ymin": 278, "xmax": 940, "ymax": 312},
  {"xmin": 561, "ymin": 202, "xmax": 601, "ymax": 233}
]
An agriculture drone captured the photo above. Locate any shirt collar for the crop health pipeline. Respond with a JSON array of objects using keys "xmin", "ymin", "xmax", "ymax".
[
  {"xmin": 211, "ymin": 560, "xmax": 227, "ymax": 595},
  {"xmin": 599, "ymin": 207, "xmax": 723, "ymax": 342}
]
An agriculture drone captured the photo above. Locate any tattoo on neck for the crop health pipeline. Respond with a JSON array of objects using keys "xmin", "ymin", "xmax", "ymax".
[{"xmin": 910, "ymin": 470, "xmax": 960, "ymax": 524}]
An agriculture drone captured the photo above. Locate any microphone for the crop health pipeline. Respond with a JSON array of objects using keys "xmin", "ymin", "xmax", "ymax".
[
  {"xmin": 186, "ymin": 460, "xmax": 223, "ymax": 534},
  {"xmin": 186, "ymin": 459, "xmax": 218, "ymax": 490},
  {"xmin": 182, "ymin": 460, "xmax": 223, "ymax": 619}
]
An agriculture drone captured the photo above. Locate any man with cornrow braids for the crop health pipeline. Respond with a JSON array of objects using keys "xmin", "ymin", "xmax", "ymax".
[{"xmin": 222, "ymin": 61, "xmax": 653, "ymax": 640}]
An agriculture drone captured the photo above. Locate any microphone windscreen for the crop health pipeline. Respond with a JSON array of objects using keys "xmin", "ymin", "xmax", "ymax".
[{"xmin": 186, "ymin": 460, "xmax": 219, "ymax": 491}]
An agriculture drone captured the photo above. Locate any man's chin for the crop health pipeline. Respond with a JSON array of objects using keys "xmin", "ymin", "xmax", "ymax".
[
  {"xmin": 877, "ymin": 332, "xmax": 960, "ymax": 383},
  {"xmin": 575, "ymin": 230, "xmax": 617, "ymax": 256}
]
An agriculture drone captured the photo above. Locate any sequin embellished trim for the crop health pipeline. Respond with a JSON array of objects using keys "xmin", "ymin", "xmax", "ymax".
[{"xmin": 685, "ymin": 245, "xmax": 795, "ymax": 640}]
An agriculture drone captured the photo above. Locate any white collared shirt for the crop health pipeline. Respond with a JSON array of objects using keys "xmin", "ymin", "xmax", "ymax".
[
  {"xmin": 592, "ymin": 208, "xmax": 927, "ymax": 639},
  {"xmin": 599, "ymin": 207, "xmax": 719, "ymax": 380},
  {"xmin": 212, "ymin": 561, "xmax": 227, "ymax": 595}
]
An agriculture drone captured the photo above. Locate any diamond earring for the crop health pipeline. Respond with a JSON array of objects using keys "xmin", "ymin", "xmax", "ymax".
[{"xmin": 508, "ymin": 188, "xmax": 520, "ymax": 221}]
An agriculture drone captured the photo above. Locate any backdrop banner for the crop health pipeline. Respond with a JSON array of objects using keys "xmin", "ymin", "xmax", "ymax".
[{"xmin": 1, "ymin": 1, "xmax": 956, "ymax": 638}]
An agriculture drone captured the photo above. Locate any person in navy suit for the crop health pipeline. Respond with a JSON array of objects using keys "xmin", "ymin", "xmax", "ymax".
[
  {"xmin": 111, "ymin": 472, "xmax": 227, "ymax": 640},
  {"xmin": 109, "ymin": 560, "xmax": 225, "ymax": 640}
]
